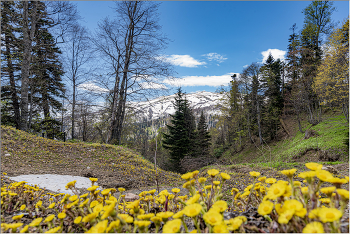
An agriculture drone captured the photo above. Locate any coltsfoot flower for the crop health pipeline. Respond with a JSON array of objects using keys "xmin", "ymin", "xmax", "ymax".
[
  {"xmin": 220, "ymin": 172, "xmax": 230, "ymax": 180},
  {"xmin": 163, "ymin": 219, "xmax": 182, "ymax": 233},
  {"xmin": 225, "ymin": 217, "xmax": 243, "ymax": 231},
  {"xmin": 305, "ymin": 162, "xmax": 323, "ymax": 171},
  {"xmin": 212, "ymin": 200, "xmax": 228, "ymax": 213},
  {"xmin": 258, "ymin": 200, "xmax": 274, "ymax": 216},
  {"xmin": 318, "ymin": 207, "xmax": 343, "ymax": 223},
  {"xmin": 316, "ymin": 170, "xmax": 334, "ymax": 182},
  {"xmin": 29, "ymin": 217, "xmax": 43, "ymax": 227},
  {"xmin": 203, "ymin": 210, "xmax": 223, "ymax": 226},
  {"xmin": 337, "ymin": 189, "xmax": 349, "ymax": 200},
  {"xmin": 208, "ymin": 169, "xmax": 220, "ymax": 177},
  {"xmin": 45, "ymin": 226, "xmax": 61, "ymax": 233},
  {"xmin": 302, "ymin": 222, "xmax": 324, "ymax": 233},
  {"xmin": 249, "ymin": 171, "xmax": 261, "ymax": 177},
  {"xmin": 280, "ymin": 169, "xmax": 297, "ymax": 177},
  {"xmin": 213, "ymin": 223, "xmax": 229, "ymax": 233},
  {"xmin": 184, "ymin": 203, "xmax": 203, "ymax": 217}
]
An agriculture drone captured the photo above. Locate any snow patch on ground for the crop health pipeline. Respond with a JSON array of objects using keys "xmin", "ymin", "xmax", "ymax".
[{"xmin": 9, "ymin": 174, "xmax": 99, "ymax": 195}]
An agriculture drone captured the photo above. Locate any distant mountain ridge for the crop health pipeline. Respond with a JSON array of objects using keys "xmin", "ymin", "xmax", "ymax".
[{"xmin": 129, "ymin": 91, "xmax": 225, "ymax": 122}]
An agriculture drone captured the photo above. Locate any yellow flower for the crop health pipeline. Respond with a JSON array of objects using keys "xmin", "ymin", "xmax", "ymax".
[
  {"xmin": 181, "ymin": 172, "xmax": 194, "ymax": 180},
  {"xmin": 305, "ymin": 162, "xmax": 323, "ymax": 171},
  {"xmin": 82, "ymin": 213, "xmax": 97, "ymax": 223},
  {"xmin": 265, "ymin": 178, "xmax": 277, "ymax": 184},
  {"xmin": 118, "ymin": 187, "xmax": 125, "ymax": 193},
  {"xmin": 48, "ymin": 202, "xmax": 55, "ymax": 209},
  {"xmin": 213, "ymin": 181, "xmax": 220, "ymax": 186},
  {"xmin": 101, "ymin": 189, "xmax": 111, "ymax": 196},
  {"xmin": 150, "ymin": 216, "xmax": 162, "ymax": 225},
  {"xmin": 87, "ymin": 220, "xmax": 108, "ymax": 233},
  {"xmin": 283, "ymin": 199, "xmax": 303, "ymax": 212},
  {"xmin": 89, "ymin": 177, "xmax": 98, "ymax": 182},
  {"xmin": 278, "ymin": 210, "xmax": 295, "ymax": 224},
  {"xmin": 93, "ymin": 203, "xmax": 104, "ymax": 214},
  {"xmin": 329, "ymin": 178, "xmax": 348, "ymax": 187},
  {"xmin": 258, "ymin": 177, "xmax": 266, "ymax": 182},
  {"xmin": 249, "ymin": 171, "xmax": 261, "ymax": 177},
  {"xmin": 163, "ymin": 219, "xmax": 182, "ymax": 233},
  {"xmin": 319, "ymin": 198, "xmax": 331, "ymax": 204},
  {"xmin": 79, "ymin": 198, "xmax": 89, "ymax": 207},
  {"xmin": 44, "ymin": 214, "xmax": 55, "ymax": 223},
  {"xmin": 208, "ymin": 169, "xmax": 220, "ymax": 177},
  {"xmin": 225, "ymin": 217, "xmax": 243, "ymax": 231},
  {"xmin": 5, "ymin": 223, "xmax": 23, "ymax": 231},
  {"xmin": 87, "ymin": 185, "xmax": 99, "ymax": 191},
  {"xmin": 172, "ymin": 188, "xmax": 180, "ymax": 194},
  {"xmin": 35, "ymin": 200, "xmax": 42, "ymax": 208},
  {"xmin": 258, "ymin": 200, "xmax": 274, "ymax": 216},
  {"xmin": 309, "ymin": 208, "xmax": 321, "ymax": 219},
  {"xmin": 118, "ymin": 214, "xmax": 133, "ymax": 223},
  {"xmin": 298, "ymin": 171, "xmax": 316, "ymax": 179},
  {"xmin": 280, "ymin": 169, "xmax": 297, "ymax": 177},
  {"xmin": 29, "ymin": 217, "xmax": 43, "ymax": 227},
  {"xmin": 186, "ymin": 194, "xmax": 201, "ymax": 205},
  {"xmin": 74, "ymin": 216, "xmax": 82, "ymax": 224},
  {"xmin": 318, "ymin": 207, "xmax": 343, "ymax": 223},
  {"xmin": 316, "ymin": 170, "xmax": 334, "ymax": 182},
  {"xmin": 337, "ymin": 189, "xmax": 349, "ymax": 200},
  {"xmin": 173, "ymin": 210, "xmax": 185, "ymax": 219},
  {"xmin": 301, "ymin": 187, "xmax": 309, "ymax": 195},
  {"xmin": 220, "ymin": 172, "xmax": 230, "ymax": 180},
  {"xmin": 90, "ymin": 200, "xmax": 99, "ymax": 208},
  {"xmin": 302, "ymin": 222, "xmax": 324, "ymax": 233},
  {"xmin": 184, "ymin": 203, "xmax": 203, "ymax": 217},
  {"xmin": 134, "ymin": 220, "xmax": 151, "ymax": 228},
  {"xmin": 12, "ymin": 214, "xmax": 24, "ymax": 221},
  {"xmin": 266, "ymin": 183, "xmax": 286, "ymax": 200},
  {"xmin": 65, "ymin": 180, "xmax": 77, "ymax": 189},
  {"xmin": 58, "ymin": 212, "xmax": 66, "ymax": 219},
  {"xmin": 44, "ymin": 226, "xmax": 61, "ymax": 233},
  {"xmin": 212, "ymin": 200, "xmax": 228, "ymax": 213},
  {"xmin": 198, "ymin": 177, "xmax": 207, "ymax": 183},
  {"xmin": 80, "ymin": 193, "xmax": 89, "ymax": 198},
  {"xmin": 68, "ymin": 195, "xmax": 78, "ymax": 202},
  {"xmin": 106, "ymin": 220, "xmax": 120, "ymax": 233},
  {"xmin": 203, "ymin": 210, "xmax": 223, "ymax": 226},
  {"xmin": 205, "ymin": 185, "xmax": 212, "ymax": 190},
  {"xmin": 137, "ymin": 213, "xmax": 155, "ymax": 220},
  {"xmin": 183, "ymin": 181, "xmax": 191, "ymax": 189},
  {"xmin": 20, "ymin": 204, "xmax": 26, "ymax": 210},
  {"xmin": 213, "ymin": 223, "xmax": 229, "ymax": 233},
  {"xmin": 19, "ymin": 225, "xmax": 29, "ymax": 233}
]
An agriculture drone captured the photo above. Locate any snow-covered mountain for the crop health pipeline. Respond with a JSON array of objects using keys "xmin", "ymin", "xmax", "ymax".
[{"xmin": 128, "ymin": 91, "xmax": 225, "ymax": 121}]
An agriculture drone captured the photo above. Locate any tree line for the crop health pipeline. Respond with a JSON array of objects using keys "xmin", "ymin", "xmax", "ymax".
[
  {"xmin": 211, "ymin": 1, "xmax": 348, "ymax": 158},
  {"xmin": 1, "ymin": 1, "xmax": 173, "ymax": 143}
]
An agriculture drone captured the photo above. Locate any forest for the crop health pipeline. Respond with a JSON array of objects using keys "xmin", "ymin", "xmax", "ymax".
[{"xmin": 1, "ymin": 1, "xmax": 349, "ymax": 172}]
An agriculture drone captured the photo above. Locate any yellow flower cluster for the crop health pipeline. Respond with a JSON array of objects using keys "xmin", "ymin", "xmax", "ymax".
[{"xmin": 1, "ymin": 162, "xmax": 348, "ymax": 233}]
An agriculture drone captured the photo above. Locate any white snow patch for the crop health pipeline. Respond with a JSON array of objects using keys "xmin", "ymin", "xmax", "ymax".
[{"xmin": 9, "ymin": 174, "xmax": 99, "ymax": 195}]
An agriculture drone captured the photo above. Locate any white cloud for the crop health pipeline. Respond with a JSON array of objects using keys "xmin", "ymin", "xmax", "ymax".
[
  {"xmin": 203, "ymin": 53, "xmax": 227, "ymax": 63},
  {"xmin": 243, "ymin": 64, "xmax": 249, "ymax": 68},
  {"xmin": 78, "ymin": 82, "xmax": 109, "ymax": 93},
  {"xmin": 261, "ymin": 49, "xmax": 286, "ymax": 63},
  {"xmin": 159, "ymin": 55, "xmax": 206, "ymax": 67},
  {"xmin": 163, "ymin": 73, "xmax": 240, "ymax": 87}
]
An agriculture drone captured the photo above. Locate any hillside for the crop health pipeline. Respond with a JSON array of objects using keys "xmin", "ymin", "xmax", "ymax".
[
  {"xmin": 219, "ymin": 111, "xmax": 349, "ymax": 170},
  {"xmin": 0, "ymin": 125, "xmax": 181, "ymax": 190}
]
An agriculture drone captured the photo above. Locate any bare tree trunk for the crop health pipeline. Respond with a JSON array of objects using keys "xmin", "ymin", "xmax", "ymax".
[
  {"xmin": 296, "ymin": 112, "xmax": 304, "ymax": 133},
  {"xmin": 72, "ymin": 78, "xmax": 76, "ymax": 139},
  {"xmin": 20, "ymin": 1, "xmax": 39, "ymax": 131},
  {"xmin": 342, "ymin": 103, "xmax": 349, "ymax": 122}
]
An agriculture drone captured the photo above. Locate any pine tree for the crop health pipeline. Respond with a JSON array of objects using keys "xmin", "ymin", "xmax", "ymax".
[
  {"xmin": 195, "ymin": 111, "xmax": 211, "ymax": 157},
  {"xmin": 162, "ymin": 88, "xmax": 195, "ymax": 172}
]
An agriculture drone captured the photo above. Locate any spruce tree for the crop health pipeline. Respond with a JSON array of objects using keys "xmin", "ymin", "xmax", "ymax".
[
  {"xmin": 162, "ymin": 88, "xmax": 195, "ymax": 172},
  {"xmin": 195, "ymin": 111, "xmax": 211, "ymax": 157}
]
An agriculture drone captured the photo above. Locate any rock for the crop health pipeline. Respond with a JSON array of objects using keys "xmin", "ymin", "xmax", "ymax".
[
  {"xmin": 80, "ymin": 168, "xmax": 95, "ymax": 178},
  {"xmin": 124, "ymin": 193, "xmax": 139, "ymax": 202},
  {"xmin": 319, "ymin": 150, "xmax": 340, "ymax": 162},
  {"xmin": 4, "ymin": 154, "xmax": 10, "ymax": 157},
  {"xmin": 322, "ymin": 166, "xmax": 338, "ymax": 175}
]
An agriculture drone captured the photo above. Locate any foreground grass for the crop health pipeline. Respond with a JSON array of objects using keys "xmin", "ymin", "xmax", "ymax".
[{"xmin": 1, "ymin": 162, "xmax": 349, "ymax": 233}]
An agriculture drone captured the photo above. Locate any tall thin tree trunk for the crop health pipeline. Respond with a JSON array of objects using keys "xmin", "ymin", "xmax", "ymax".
[
  {"xmin": 72, "ymin": 79, "xmax": 76, "ymax": 139},
  {"xmin": 5, "ymin": 34, "xmax": 20, "ymax": 129},
  {"xmin": 257, "ymin": 97, "xmax": 263, "ymax": 145},
  {"xmin": 20, "ymin": 1, "xmax": 38, "ymax": 131}
]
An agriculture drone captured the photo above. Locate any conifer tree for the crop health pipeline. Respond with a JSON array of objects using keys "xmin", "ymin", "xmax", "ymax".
[
  {"xmin": 195, "ymin": 111, "xmax": 211, "ymax": 157},
  {"xmin": 162, "ymin": 88, "xmax": 195, "ymax": 172}
]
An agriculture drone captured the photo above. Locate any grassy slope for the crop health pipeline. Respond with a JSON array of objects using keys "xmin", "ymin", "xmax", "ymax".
[
  {"xmin": 0, "ymin": 125, "xmax": 181, "ymax": 189},
  {"xmin": 220, "ymin": 112, "xmax": 349, "ymax": 169}
]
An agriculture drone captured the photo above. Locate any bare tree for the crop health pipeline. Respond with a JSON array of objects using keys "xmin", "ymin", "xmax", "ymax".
[
  {"xmin": 62, "ymin": 24, "xmax": 94, "ymax": 139},
  {"xmin": 93, "ymin": 1, "xmax": 173, "ymax": 145}
]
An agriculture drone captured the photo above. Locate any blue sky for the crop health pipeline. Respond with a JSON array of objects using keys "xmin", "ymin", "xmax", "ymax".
[{"xmin": 73, "ymin": 1, "xmax": 349, "ymax": 95}]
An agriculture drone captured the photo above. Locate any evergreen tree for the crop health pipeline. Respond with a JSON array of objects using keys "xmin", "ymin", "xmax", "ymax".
[
  {"xmin": 162, "ymin": 88, "xmax": 195, "ymax": 172},
  {"xmin": 195, "ymin": 111, "xmax": 211, "ymax": 157}
]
